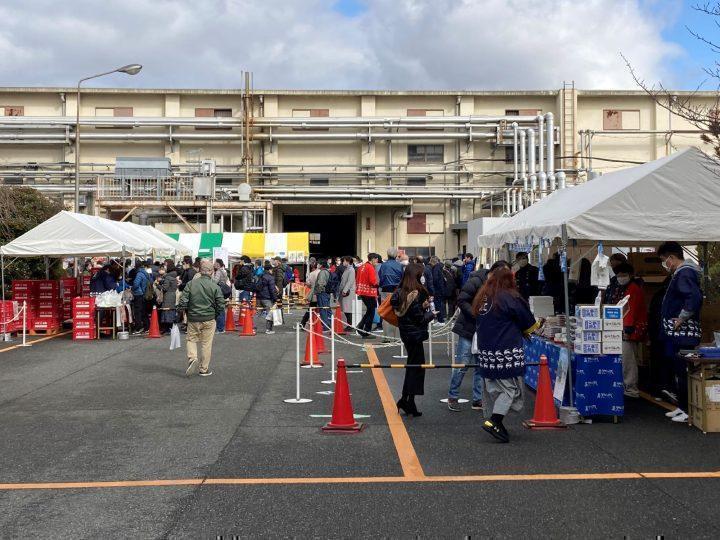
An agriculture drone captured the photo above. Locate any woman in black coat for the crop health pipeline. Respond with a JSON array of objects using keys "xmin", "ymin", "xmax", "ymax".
[{"xmin": 391, "ymin": 263, "xmax": 436, "ymax": 417}]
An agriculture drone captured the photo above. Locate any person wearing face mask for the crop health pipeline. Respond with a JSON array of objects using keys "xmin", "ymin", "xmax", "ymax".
[
  {"xmin": 158, "ymin": 260, "xmax": 179, "ymax": 334},
  {"xmin": 657, "ymin": 242, "xmax": 703, "ymax": 423},
  {"xmin": 514, "ymin": 252, "xmax": 540, "ymax": 301},
  {"xmin": 602, "ymin": 253, "xmax": 628, "ymax": 304},
  {"xmin": 612, "ymin": 263, "xmax": 647, "ymax": 399},
  {"xmin": 131, "ymin": 261, "xmax": 152, "ymax": 335},
  {"xmin": 356, "ymin": 253, "xmax": 380, "ymax": 338},
  {"xmin": 378, "ymin": 247, "xmax": 403, "ymax": 341},
  {"xmin": 338, "ymin": 256, "xmax": 356, "ymax": 330}
]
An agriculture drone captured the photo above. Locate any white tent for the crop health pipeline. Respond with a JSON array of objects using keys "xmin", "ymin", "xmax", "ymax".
[
  {"xmin": 0, "ymin": 211, "xmax": 190, "ymax": 257},
  {"xmin": 477, "ymin": 147, "xmax": 720, "ymax": 248}
]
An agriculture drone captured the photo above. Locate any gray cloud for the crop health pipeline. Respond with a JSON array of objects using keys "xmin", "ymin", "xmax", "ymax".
[{"xmin": 0, "ymin": 0, "xmax": 681, "ymax": 89}]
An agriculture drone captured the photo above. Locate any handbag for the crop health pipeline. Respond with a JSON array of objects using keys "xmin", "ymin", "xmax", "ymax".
[
  {"xmin": 271, "ymin": 308, "xmax": 283, "ymax": 326},
  {"xmin": 169, "ymin": 323, "xmax": 181, "ymax": 350},
  {"xmin": 377, "ymin": 293, "xmax": 398, "ymax": 327}
]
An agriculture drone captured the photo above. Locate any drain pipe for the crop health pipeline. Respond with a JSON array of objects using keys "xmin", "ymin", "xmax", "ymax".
[
  {"xmin": 519, "ymin": 128, "xmax": 527, "ymax": 190},
  {"xmin": 557, "ymin": 171, "xmax": 567, "ymax": 189},
  {"xmin": 545, "ymin": 112, "xmax": 556, "ymax": 191},
  {"xmin": 511, "ymin": 122, "xmax": 519, "ymax": 188},
  {"xmin": 528, "ymin": 129, "xmax": 537, "ymax": 195}
]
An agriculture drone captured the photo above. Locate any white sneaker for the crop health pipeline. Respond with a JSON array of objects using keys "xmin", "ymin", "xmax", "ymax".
[
  {"xmin": 671, "ymin": 411, "xmax": 689, "ymax": 423},
  {"xmin": 665, "ymin": 407, "xmax": 683, "ymax": 418},
  {"xmin": 185, "ymin": 359, "xmax": 199, "ymax": 377},
  {"xmin": 265, "ymin": 330, "xmax": 275, "ymax": 335}
]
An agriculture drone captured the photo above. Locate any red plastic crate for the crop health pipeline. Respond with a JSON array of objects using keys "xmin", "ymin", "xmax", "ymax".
[
  {"xmin": 33, "ymin": 319, "xmax": 60, "ymax": 331},
  {"xmin": 38, "ymin": 298, "xmax": 61, "ymax": 308},
  {"xmin": 73, "ymin": 297, "xmax": 96, "ymax": 309},
  {"xmin": 72, "ymin": 319, "xmax": 96, "ymax": 330},
  {"xmin": 72, "ymin": 329, "xmax": 95, "ymax": 341},
  {"xmin": 36, "ymin": 280, "xmax": 59, "ymax": 290},
  {"xmin": 11, "ymin": 280, "xmax": 37, "ymax": 293}
]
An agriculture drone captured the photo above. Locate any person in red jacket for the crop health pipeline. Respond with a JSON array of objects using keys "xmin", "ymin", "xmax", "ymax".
[
  {"xmin": 356, "ymin": 252, "xmax": 380, "ymax": 338},
  {"xmin": 614, "ymin": 263, "xmax": 648, "ymax": 398}
]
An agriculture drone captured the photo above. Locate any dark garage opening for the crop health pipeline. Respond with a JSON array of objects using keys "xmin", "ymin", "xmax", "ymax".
[{"xmin": 283, "ymin": 213, "xmax": 357, "ymax": 259}]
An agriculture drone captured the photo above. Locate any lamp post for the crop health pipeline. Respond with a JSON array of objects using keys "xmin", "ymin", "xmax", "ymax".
[{"xmin": 74, "ymin": 64, "xmax": 142, "ymax": 213}]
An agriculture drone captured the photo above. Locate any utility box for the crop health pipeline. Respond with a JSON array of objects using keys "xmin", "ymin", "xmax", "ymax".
[
  {"xmin": 115, "ymin": 157, "xmax": 171, "ymax": 179},
  {"xmin": 192, "ymin": 176, "xmax": 214, "ymax": 198}
]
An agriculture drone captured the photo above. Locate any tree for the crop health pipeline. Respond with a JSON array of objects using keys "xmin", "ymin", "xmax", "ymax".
[
  {"xmin": 0, "ymin": 187, "xmax": 64, "ymax": 289},
  {"xmin": 623, "ymin": 3, "xmax": 720, "ymax": 300}
]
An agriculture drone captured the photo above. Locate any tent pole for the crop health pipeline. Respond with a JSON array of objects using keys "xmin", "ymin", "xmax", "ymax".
[
  {"xmin": 700, "ymin": 242, "xmax": 710, "ymax": 294},
  {"xmin": 44, "ymin": 256, "xmax": 49, "ymax": 279},
  {"xmin": 561, "ymin": 225, "xmax": 577, "ymax": 417},
  {"xmin": 1, "ymin": 252, "xmax": 5, "ymax": 301}
]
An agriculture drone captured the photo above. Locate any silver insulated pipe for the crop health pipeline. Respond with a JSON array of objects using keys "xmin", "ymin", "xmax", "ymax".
[
  {"xmin": 545, "ymin": 112, "xmax": 556, "ymax": 191},
  {"xmin": 519, "ymin": 129, "xmax": 527, "ymax": 191},
  {"xmin": 528, "ymin": 129, "xmax": 537, "ymax": 193}
]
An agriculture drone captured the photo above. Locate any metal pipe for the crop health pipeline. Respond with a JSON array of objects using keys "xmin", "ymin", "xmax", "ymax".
[
  {"xmin": 557, "ymin": 171, "xmax": 567, "ymax": 189},
  {"xmin": 537, "ymin": 115, "xmax": 544, "ymax": 174},
  {"xmin": 545, "ymin": 112, "xmax": 556, "ymax": 191},
  {"xmin": 519, "ymin": 129, "xmax": 527, "ymax": 190},
  {"xmin": 512, "ymin": 122, "xmax": 518, "ymax": 187},
  {"xmin": 528, "ymin": 129, "xmax": 537, "ymax": 193}
]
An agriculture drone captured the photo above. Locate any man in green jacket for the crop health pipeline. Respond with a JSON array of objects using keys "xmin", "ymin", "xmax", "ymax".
[{"xmin": 177, "ymin": 259, "xmax": 225, "ymax": 377}]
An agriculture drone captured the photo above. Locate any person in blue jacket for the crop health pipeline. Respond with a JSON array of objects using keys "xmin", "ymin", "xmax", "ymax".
[
  {"xmin": 658, "ymin": 241, "xmax": 703, "ymax": 424},
  {"xmin": 378, "ymin": 248, "xmax": 404, "ymax": 340},
  {"xmin": 462, "ymin": 253, "xmax": 476, "ymax": 286},
  {"xmin": 131, "ymin": 261, "xmax": 152, "ymax": 334}
]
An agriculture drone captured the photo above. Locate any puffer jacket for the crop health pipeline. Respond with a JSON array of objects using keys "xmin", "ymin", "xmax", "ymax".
[{"xmin": 452, "ymin": 269, "xmax": 489, "ymax": 340}]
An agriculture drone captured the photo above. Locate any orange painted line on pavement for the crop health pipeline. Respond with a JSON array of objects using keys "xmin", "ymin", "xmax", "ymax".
[
  {"xmin": 366, "ymin": 345, "xmax": 425, "ymax": 479},
  {"xmin": 0, "ymin": 330, "xmax": 70, "ymax": 354},
  {"xmin": 2, "ymin": 471, "xmax": 720, "ymax": 490}
]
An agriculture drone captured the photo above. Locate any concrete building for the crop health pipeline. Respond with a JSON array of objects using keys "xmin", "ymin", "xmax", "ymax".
[{"xmin": 0, "ymin": 84, "xmax": 711, "ymax": 258}]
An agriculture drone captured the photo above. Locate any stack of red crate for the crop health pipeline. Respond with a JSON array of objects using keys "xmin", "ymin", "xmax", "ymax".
[
  {"xmin": 34, "ymin": 280, "xmax": 62, "ymax": 332},
  {"xmin": 60, "ymin": 277, "xmax": 78, "ymax": 322},
  {"xmin": 11, "ymin": 280, "xmax": 37, "ymax": 331},
  {"xmin": 72, "ymin": 297, "xmax": 96, "ymax": 340},
  {"xmin": 0, "ymin": 300, "xmax": 19, "ymax": 333}
]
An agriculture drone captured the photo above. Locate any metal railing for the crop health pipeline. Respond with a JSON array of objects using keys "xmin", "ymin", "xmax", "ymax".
[{"xmin": 98, "ymin": 176, "xmax": 196, "ymax": 200}]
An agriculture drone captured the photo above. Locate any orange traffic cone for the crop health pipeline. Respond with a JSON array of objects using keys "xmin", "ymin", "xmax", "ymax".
[
  {"xmin": 225, "ymin": 304, "xmax": 236, "ymax": 332},
  {"xmin": 333, "ymin": 304, "xmax": 346, "ymax": 335},
  {"xmin": 323, "ymin": 359, "xmax": 364, "ymax": 432},
  {"xmin": 239, "ymin": 303, "xmax": 256, "ymax": 336},
  {"xmin": 313, "ymin": 311, "xmax": 327, "ymax": 354},
  {"xmin": 147, "ymin": 306, "xmax": 161, "ymax": 338},
  {"xmin": 301, "ymin": 326, "xmax": 323, "ymax": 367},
  {"xmin": 523, "ymin": 355, "xmax": 566, "ymax": 429},
  {"xmin": 238, "ymin": 302, "xmax": 247, "ymax": 329}
]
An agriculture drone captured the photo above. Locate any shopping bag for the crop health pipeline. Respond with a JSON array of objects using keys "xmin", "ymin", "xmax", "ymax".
[
  {"xmin": 377, "ymin": 294, "xmax": 398, "ymax": 327},
  {"xmin": 271, "ymin": 308, "xmax": 283, "ymax": 327},
  {"xmin": 169, "ymin": 323, "xmax": 181, "ymax": 350}
]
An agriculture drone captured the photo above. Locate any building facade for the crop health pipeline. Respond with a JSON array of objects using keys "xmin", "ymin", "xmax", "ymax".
[{"xmin": 0, "ymin": 85, "xmax": 712, "ymax": 259}]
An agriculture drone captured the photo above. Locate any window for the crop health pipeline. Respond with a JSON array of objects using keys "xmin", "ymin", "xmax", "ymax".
[
  {"xmin": 505, "ymin": 177, "xmax": 514, "ymax": 187},
  {"xmin": 292, "ymin": 109, "xmax": 329, "ymax": 130},
  {"xmin": 505, "ymin": 109, "xmax": 541, "ymax": 116},
  {"xmin": 2, "ymin": 106, "xmax": 24, "ymax": 116},
  {"xmin": 95, "ymin": 107, "xmax": 133, "ymax": 116},
  {"xmin": 309, "ymin": 177, "xmax": 329, "ymax": 186},
  {"xmin": 603, "ymin": 109, "xmax": 640, "ymax": 130},
  {"xmin": 408, "ymin": 144, "xmax": 444, "ymax": 164},
  {"xmin": 504, "ymin": 146, "xmax": 515, "ymax": 164},
  {"xmin": 406, "ymin": 213, "xmax": 444, "ymax": 234},
  {"xmin": 398, "ymin": 246, "xmax": 435, "ymax": 258},
  {"xmin": 309, "ymin": 233, "xmax": 321, "ymax": 246},
  {"xmin": 406, "ymin": 177, "xmax": 427, "ymax": 186},
  {"xmin": 195, "ymin": 108, "xmax": 233, "ymax": 130}
]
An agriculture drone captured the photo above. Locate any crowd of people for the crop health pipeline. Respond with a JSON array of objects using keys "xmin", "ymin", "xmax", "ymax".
[{"xmin": 78, "ymin": 239, "xmax": 704, "ymax": 439}]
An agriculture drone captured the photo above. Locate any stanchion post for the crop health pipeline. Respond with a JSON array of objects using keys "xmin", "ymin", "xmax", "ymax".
[
  {"xmin": 309, "ymin": 307, "xmax": 315, "ymax": 367},
  {"xmin": 428, "ymin": 322, "xmax": 434, "ymax": 365},
  {"xmin": 322, "ymin": 313, "xmax": 336, "ymax": 384},
  {"xmin": 284, "ymin": 323, "xmax": 312, "ymax": 404},
  {"xmin": 20, "ymin": 301, "xmax": 30, "ymax": 347}
]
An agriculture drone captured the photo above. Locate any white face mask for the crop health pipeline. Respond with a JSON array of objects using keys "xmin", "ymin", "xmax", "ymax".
[
  {"xmin": 661, "ymin": 259, "xmax": 670, "ymax": 272},
  {"xmin": 146, "ymin": 268, "xmax": 152, "ymax": 274},
  {"xmin": 420, "ymin": 275, "xmax": 426, "ymax": 285},
  {"xmin": 617, "ymin": 276, "xmax": 630, "ymax": 286}
]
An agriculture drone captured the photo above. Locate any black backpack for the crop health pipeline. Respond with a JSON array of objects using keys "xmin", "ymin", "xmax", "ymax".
[{"xmin": 322, "ymin": 269, "xmax": 338, "ymax": 295}]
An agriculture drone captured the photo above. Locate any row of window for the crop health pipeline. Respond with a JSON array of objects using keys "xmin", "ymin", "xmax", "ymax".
[{"xmin": 1, "ymin": 104, "xmax": 643, "ymax": 131}]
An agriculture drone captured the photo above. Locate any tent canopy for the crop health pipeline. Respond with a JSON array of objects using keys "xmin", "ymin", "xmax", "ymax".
[
  {"xmin": 477, "ymin": 147, "xmax": 720, "ymax": 248},
  {"xmin": 0, "ymin": 211, "xmax": 191, "ymax": 258}
]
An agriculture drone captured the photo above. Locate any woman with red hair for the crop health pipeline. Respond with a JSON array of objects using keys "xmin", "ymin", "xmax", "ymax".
[{"xmin": 472, "ymin": 267, "xmax": 540, "ymax": 443}]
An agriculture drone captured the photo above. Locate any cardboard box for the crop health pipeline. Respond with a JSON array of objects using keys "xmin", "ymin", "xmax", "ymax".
[
  {"xmin": 602, "ymin": 342, "xmax": 623, "ymax": 355},
  {"xmin": 688, "ymin": 373, "xmax": 720, "ymax": 433},
  {"xmin": 575, "ymin": 317, "xmax": 603, "ymax": 331},
  {"xmin": 603, "ymin": 305, "xmax": 624, "ymax": 320},
  {"xmin": 603, "ymin": 318, "xmax": 623, "ymax": 331},
  {"xmin": 574, "ymin": 341, "xmax": 601, "ymax": 355},
  {"xmin": 576, "ymin": 305, "xmax": 601, "ymax": 319},
  {"xmin": 576, "ymin": 330, "xmax": 602, "ymax": 343},
  {"xmin": 603, "ymin": 331, "xmax": 623, "ymax": 343}
]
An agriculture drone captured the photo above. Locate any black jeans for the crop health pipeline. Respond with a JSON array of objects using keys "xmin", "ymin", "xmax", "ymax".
[
  {"xmin": 358, "ymin": 296, "xmax": 377, "ymax": 335},
  {"xmin": 402, "ymin": 339, "xmax": 426, "ymax": 396},
  {"xmin": 132, "ymin": 295, "xmax": 148, "ymax": 332}
]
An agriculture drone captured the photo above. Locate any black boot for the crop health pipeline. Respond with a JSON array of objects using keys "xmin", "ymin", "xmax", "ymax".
[
  {"xmin": 407, "ymin": 395, "xmax": 423, "ymax": 417},
  {"xmin": 396, "ymin": 395, "xmax": 411, "ymax": 415}
]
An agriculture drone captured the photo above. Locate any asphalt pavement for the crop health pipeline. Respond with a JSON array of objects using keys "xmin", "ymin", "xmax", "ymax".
[{"xmin": 0, "ymin": 312, "xmax": 718, "ymax": 538}]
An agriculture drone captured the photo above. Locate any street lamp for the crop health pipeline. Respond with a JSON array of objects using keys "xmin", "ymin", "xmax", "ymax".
[{"xmin": 74, "ymin": 64, "xmax": 142, "ymax": 213}]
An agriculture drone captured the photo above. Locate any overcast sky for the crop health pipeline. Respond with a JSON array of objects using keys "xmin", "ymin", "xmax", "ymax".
[{"xmin": 0, "ymin": 0, "xmax": 713, "ymax": 90}]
